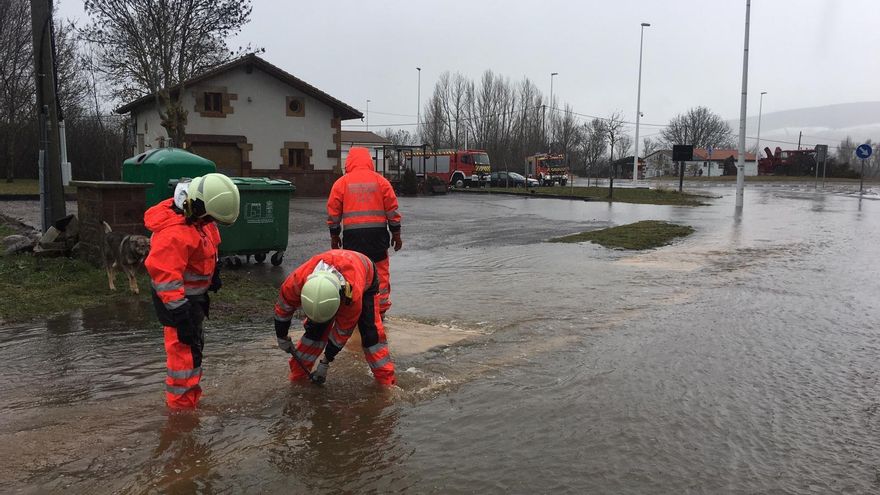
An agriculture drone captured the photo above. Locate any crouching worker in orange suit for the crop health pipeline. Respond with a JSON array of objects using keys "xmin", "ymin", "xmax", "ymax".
[
  {"xmin": 274, "ymin": 249, "xmax": 396, "ymax": 386},
  {"xmin": 145, "ymin": 174, "xmax": 240, "ymax": 409}
]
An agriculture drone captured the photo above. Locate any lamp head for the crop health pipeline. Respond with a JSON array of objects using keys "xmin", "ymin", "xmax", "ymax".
[{"xmin": 641, "ymin": 22, "xmax": 651, "ymax": 27}]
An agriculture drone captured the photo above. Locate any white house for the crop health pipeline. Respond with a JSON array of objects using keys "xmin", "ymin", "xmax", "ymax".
[
  {"xmin": 116, "ymin": 54, "xmax": 362, "ymax": 195},
  {"xmin": 340, "ymin": 130, "xmax": 390, "ymax": 165},
  {"xmin": 644, "ymin": 148, "xmax": 758, "ymax": 177}
]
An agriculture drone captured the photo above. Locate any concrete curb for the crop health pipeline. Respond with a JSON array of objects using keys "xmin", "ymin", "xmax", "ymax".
[{"xmin": 451, "ymin": 189, "xmax": 597, "ymax": 201}]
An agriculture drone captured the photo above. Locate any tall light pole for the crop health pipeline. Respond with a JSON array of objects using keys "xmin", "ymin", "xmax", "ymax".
[
  {"xmin": 416, "ymin": 67, "xmax": 421, "ymax": 142},
  {"xmin": 735, "ymin": 0, "xmax": 751, "ymax": 209},
  {"xmin": 755, "ymin": 91, "xmax": 767, "ymax": 165},
  {"xmin": 366, "ymin": 99, "xmax": 371, "ymax": 131},
  {"xmin": 632, "ymin": 22, "xmax": 650, "ymax": 184},
  {"xmin": 549, "ymin": 72, "xmax": 558, "ymax": 153}
]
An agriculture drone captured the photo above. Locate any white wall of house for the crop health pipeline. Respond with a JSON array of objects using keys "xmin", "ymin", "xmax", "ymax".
[
  {"xmin": 133, "ymin": 106, "xmax": 165, "ymax": 153},
  {"xmin": 131, "ymin": 66, "xmax": 339, "ymax": 171}
]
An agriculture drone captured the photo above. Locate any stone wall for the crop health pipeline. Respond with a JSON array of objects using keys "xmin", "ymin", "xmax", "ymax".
[{"xmin": 71, "ymin": 181, "xmax": 151, "ymax": 266}]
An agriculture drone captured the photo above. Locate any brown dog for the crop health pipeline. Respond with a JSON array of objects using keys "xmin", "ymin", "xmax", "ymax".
[{"xmin": 102, "ymin": 221, "xmax": 151, "ymax": 294}]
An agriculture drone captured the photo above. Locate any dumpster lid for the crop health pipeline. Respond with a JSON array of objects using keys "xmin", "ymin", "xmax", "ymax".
[
  {"xmin": 123, "ymin": 147, "xmax": 215, "ymax": 167},
  {"xmin": 230, "ymin": 177, "xmax": 295, "ymax": 191}
]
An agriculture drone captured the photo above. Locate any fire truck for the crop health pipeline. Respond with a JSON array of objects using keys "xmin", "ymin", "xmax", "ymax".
[
  {"xmin": 403, "ymin": 149, "xmax": 491, "ymax": 187},
  {"xmin": 758, "ymin": 147, "xmax": 817, "ymax": 176},
  {"xmin": 525, "ymin": 153, "xmax": 569, "ymax": 186}
]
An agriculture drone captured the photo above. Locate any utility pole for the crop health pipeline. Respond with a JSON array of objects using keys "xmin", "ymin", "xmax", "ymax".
[
  {"xmin": 30, "ymin": 0, "xmax": 66, "ymax": 232},
  {"xmin": 797, "ymin": 131, "xmax": 802, "ymax": 150},
  {"xmin": 735, "ymin": 0, "xmax": 751, "ymax": 209}
]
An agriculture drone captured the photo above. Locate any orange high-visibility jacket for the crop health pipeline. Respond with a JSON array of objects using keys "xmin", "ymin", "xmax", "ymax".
[
  {"xmin": 145, "ymin": 199, "xmax": 221, "ymax": 312},
  {"xmin": 327, "ymin": 147, "xmax": 401, "ymax": 261},
  {"xmin": 274, "ymin": 249, "xmax": 376, "ymax": 332}
]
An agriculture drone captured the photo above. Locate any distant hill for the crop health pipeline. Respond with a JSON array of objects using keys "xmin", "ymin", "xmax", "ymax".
[{"xmin": 733, "ymin": 102, "xmax": 880, "ymax": 149}]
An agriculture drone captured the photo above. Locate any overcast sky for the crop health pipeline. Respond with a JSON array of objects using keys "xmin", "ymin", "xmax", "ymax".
[{"xmin": 59, "ymin": 0, "xmax": 878, "ymax": 141}]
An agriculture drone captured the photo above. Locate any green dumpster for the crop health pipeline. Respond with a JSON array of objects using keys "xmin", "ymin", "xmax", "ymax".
[
  {"xmin": 122, "ymin": 148, "xmax": 216, "ymax": 207},
  {"xmin": 218, "ymin": 177, "xmax": 295, "ymax": 266}
]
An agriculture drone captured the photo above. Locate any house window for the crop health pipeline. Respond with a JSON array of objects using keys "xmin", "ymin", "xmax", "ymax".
[
  {"xmin": 205, "ymin": 92, "xmax": 223, "ymax": 112},
  {"xmin": 288, "ymin": 148, "xmax": 305, "ymax": 168}
]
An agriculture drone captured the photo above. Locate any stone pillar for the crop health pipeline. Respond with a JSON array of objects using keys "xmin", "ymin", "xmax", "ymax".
[{"xmin": 71, "ymin": 181, "xmax": 152, "ymax": 266}]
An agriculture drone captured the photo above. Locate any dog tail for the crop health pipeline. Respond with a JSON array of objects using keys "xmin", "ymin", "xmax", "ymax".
[{"xmin": 102, "ymin": 221, "xmax": 112, "ymax": 234}]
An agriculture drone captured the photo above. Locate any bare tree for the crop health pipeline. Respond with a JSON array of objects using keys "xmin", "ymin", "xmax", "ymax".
[
  {"xmin": 642, "ymin": 137, "xmax": 657, "ymax": 158},
  {"xmin": 82, "ymin": 0, "xmax": 254, "ymax": 146},
  {"xmin": 603, "ymin": 111, "xmax": 627, "ymax": 195},
  {"xmin": 660, "ymin": 106, "xmax": 733, "ymax": 149},
  {"xmin": 383, "ymin": 128, "xmax": 415, "ymax": 146},
  {"xmin": 580, "ymin": 119, "xmax": 606, "ymax": 182},
  {"xmin": 614, "ymin": 134, "xmax": 633, "ymax": 162},
  {"xmin": 0, "ymin": 0, "xmax": 33, "ymax": 182}
]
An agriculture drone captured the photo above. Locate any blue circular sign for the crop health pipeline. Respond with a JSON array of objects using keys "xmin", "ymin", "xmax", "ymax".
[{"xmin": 856, "ymin": 144, "xmax": 873, "ymax": 159}]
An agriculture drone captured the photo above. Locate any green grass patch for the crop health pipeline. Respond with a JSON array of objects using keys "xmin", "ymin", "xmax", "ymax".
[
  {"xmin": 480, "ymin": 185, "xmax": 708, "ymax": 206},
  {"xmin": 0, "ymin": 179, "xmax": 76, "ymax": 195},
  {"xmin": 0, "ymin": 252, "xmax": 281, "ymax": 324},
  {"xmin": 549, "ymin": 220, "xmax": 695, "ymax": 250},
  {"xmin": 0, "ymin": 223, "xmax": 16, "ymax": 237}
]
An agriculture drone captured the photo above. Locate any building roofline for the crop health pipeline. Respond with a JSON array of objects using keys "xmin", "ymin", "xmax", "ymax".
[{"xmin": 115, "ymin": 54, "xmax": 363, "ymax": 120}]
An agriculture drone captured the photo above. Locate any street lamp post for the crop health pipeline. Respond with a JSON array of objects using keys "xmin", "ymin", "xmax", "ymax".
[
  {"xmin": 735, "ymin": 0, "xmax": 751, "ymax": 209},
  {"xmin": 549, "ymin": 72, "xmax": 558, "ymax": 154},
  {"xmin": 755, "ymin": 91, "xmax": 767, "ymax": 170},
  {"xmin": 632, "ymin": 22, "xmax": 650, "ymax": 184},
  {"xmin": 416, "ymin": 67, "xmax": 421, "ymax": 142},
  {"xmin": 366, "ymin": 99, "xmax": 371, "ymax": 131}
]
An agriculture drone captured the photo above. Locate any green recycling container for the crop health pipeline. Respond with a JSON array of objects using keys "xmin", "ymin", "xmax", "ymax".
[
  {"xmin": 122, "ymin": 148, "xmax": 216, "ymax": 207},
  {"xmin": 218, "ymin": 177, "xmax": 295, "ymax": 266}
]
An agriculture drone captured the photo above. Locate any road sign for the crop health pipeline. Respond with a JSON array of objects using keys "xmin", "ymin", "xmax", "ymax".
[
  {"xmin": 815, "ymin": 144, "xmax": 828, "ymax": 162},
  {"xmin": 672, "ymin": 145, "xmax": 694, "ymax": 162},
  {"xmin": 856, "ymin": 144, "xmax": 873, "ymax": 159}
]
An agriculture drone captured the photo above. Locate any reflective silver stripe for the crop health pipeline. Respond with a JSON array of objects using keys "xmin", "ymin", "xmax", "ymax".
[
  {"xmin": 300, "ymin": 337, "xmax": 324, "ymax": 350},
  {"xmin": 343, "ymin": 222, "xmax": 388, "ymax": 230},
  {"xmin": 276, "ymin": 297, "xmax": 294, "ymax": 312},
  {"xmin": 378, "ymin": 288, "xmax": 390, "ymax": 294},
  {"xmin": 166, "ymin": 384, "xmax": 191, "ymax": 395},
  {"xmin": 368, "ymin": 355, "xmax": 392, "ymax": 369},
  {"xmin": 295, "ymin": 350, "xmax": 317, "ymax": 362},
  {"xmin": 184, "ymin": 271, "xmax": 211, "ymax": 282},
  {"xmin": 152, "ymin": 280, "xmax": 183, "ymax": 292},
  {"xmin": 328, "ymin": 333, "xmax": 345, "ymax": 349},
  {"xmin": 385, "ymin": 210, "xmax": 399, "ymax": 220},
  {"xmin": 388, "ymin": 220, "xmax": 401, "ymax": 227},
  {"xmin": 353, "ymin": 253, "xmax": 372, "ymax": 274},
  {"xmin": 335, "ymin": 325, "xmax": 354, "ymax": 337},
  {"xmin": 167, "ymin": 367, "xmax": 202, "ymax": 379},
  {"xmin": 185, "ymin": 287, "xmax": 208, "ymax": 295},
  {"xmin": 342, "ymin": 210, "xmax": 386, "ymax": 219},
  {"xmin": 165, "ymin": 298, "xmax": 187, "ymax": 310},
  {"xmin": 366, "ymin": 342, "xmax": 387, "ymax": 354},
  {"xmin": 275, "ymin": 314, "xmax": 293, "ymax": 322},
  {"xmin": 379, "ymin": 298, "xmax": 390, "ymax": 305}
]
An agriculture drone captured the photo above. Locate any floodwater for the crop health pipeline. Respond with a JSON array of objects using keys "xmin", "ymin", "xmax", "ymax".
[{"xmin": 2, "ymin": 184, "xmax": 880, "ymax": 493}]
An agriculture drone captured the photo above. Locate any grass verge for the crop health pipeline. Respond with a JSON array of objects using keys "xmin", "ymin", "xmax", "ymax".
[
  {"xmin": 549, "ymin": 220, "xmax": 695, "ymax": 250},
  {"xmin": 0, "ymin": 253, "xmax": 281, "ymax": 324},
  {"xmin": 0, "ymin": 179, "xmax": 76, "ymax": 195},
  {"xmin": 479, "ymin": 185, "xmax": 708, "ymax": 206}
]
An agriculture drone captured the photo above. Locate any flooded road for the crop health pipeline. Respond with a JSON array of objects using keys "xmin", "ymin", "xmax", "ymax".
[{"xmin": 2, "ymin": 185, "xmax": 880, "ymax": 493}]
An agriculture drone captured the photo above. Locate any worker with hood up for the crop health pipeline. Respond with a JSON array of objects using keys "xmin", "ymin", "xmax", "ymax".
[
  {"xmin": 274, "ymin": 248, "xmax": 396, "ymax": 386},
  {"xmin": 144, "ymin": 173, "xmax": 240, "ymax": 409},
  {"xmin": 326, "ymin": 147, "xmax": 402, "ymax": 319}
]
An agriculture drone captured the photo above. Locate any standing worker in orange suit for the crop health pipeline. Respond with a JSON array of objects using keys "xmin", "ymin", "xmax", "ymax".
[
  {"xmin": 327, "ymin": 147, "xmax": 402, "ymax": 319},
  {"xmin": 145, "ymin": 173, "xmax": 240, "ymax": 409},
  {"xmin": 274, "ymin": 249, "xmax": 396, "ymax": 386}
]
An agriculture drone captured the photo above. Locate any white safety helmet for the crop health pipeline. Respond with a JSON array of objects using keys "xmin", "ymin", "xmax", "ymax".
[
  {"xmin": 300, "ymin": 269, "xmax": 344, "ymax": 323},
  {"xmin": 185, "ymin": 173, "xmax": 240, "ymax": 225}
]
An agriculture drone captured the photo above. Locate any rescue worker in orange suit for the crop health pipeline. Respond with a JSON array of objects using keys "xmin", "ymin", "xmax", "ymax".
[
  {"xmin": 327, "ymin": 147, "xmax": 402, "ymax": 319},
  {"xmin": 274, "ymin": 249, "xmax": 396, "ymax": 386},
  {"xmin": 145, "ymin": 173, "xmax": 240, "ymax": 409}
]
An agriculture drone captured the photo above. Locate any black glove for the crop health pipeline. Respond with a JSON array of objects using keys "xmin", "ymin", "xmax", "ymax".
[
  {"xmin": 209, "ymin": 265, "xmax": 222, "ymax": 293},
  {"xmin": 275, "ymin": 318, "xmax": 294, "ymax": 353},
  {"xmin": 171, "ymin": 302, "xmax": 197, "ymax": 346}
]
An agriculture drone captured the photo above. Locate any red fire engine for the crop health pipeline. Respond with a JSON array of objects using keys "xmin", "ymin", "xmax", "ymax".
[
  {"xmin": 525, "ymin": 153, "xmax": 569, "ymax": 186},
  {"xmin": 403, "ymin": 149, "xmax": 492, "ymax": 187}
]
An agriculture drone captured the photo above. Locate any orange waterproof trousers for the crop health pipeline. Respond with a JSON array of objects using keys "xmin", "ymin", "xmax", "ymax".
[{"xmin": 163, "ymin": 325, "xmax": 203, "ymax": 409}]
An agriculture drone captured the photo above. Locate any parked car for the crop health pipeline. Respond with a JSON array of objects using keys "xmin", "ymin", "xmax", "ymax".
[{"xmin": 489, "ymin": 171, "xmax": 539, "ymax": 188}]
